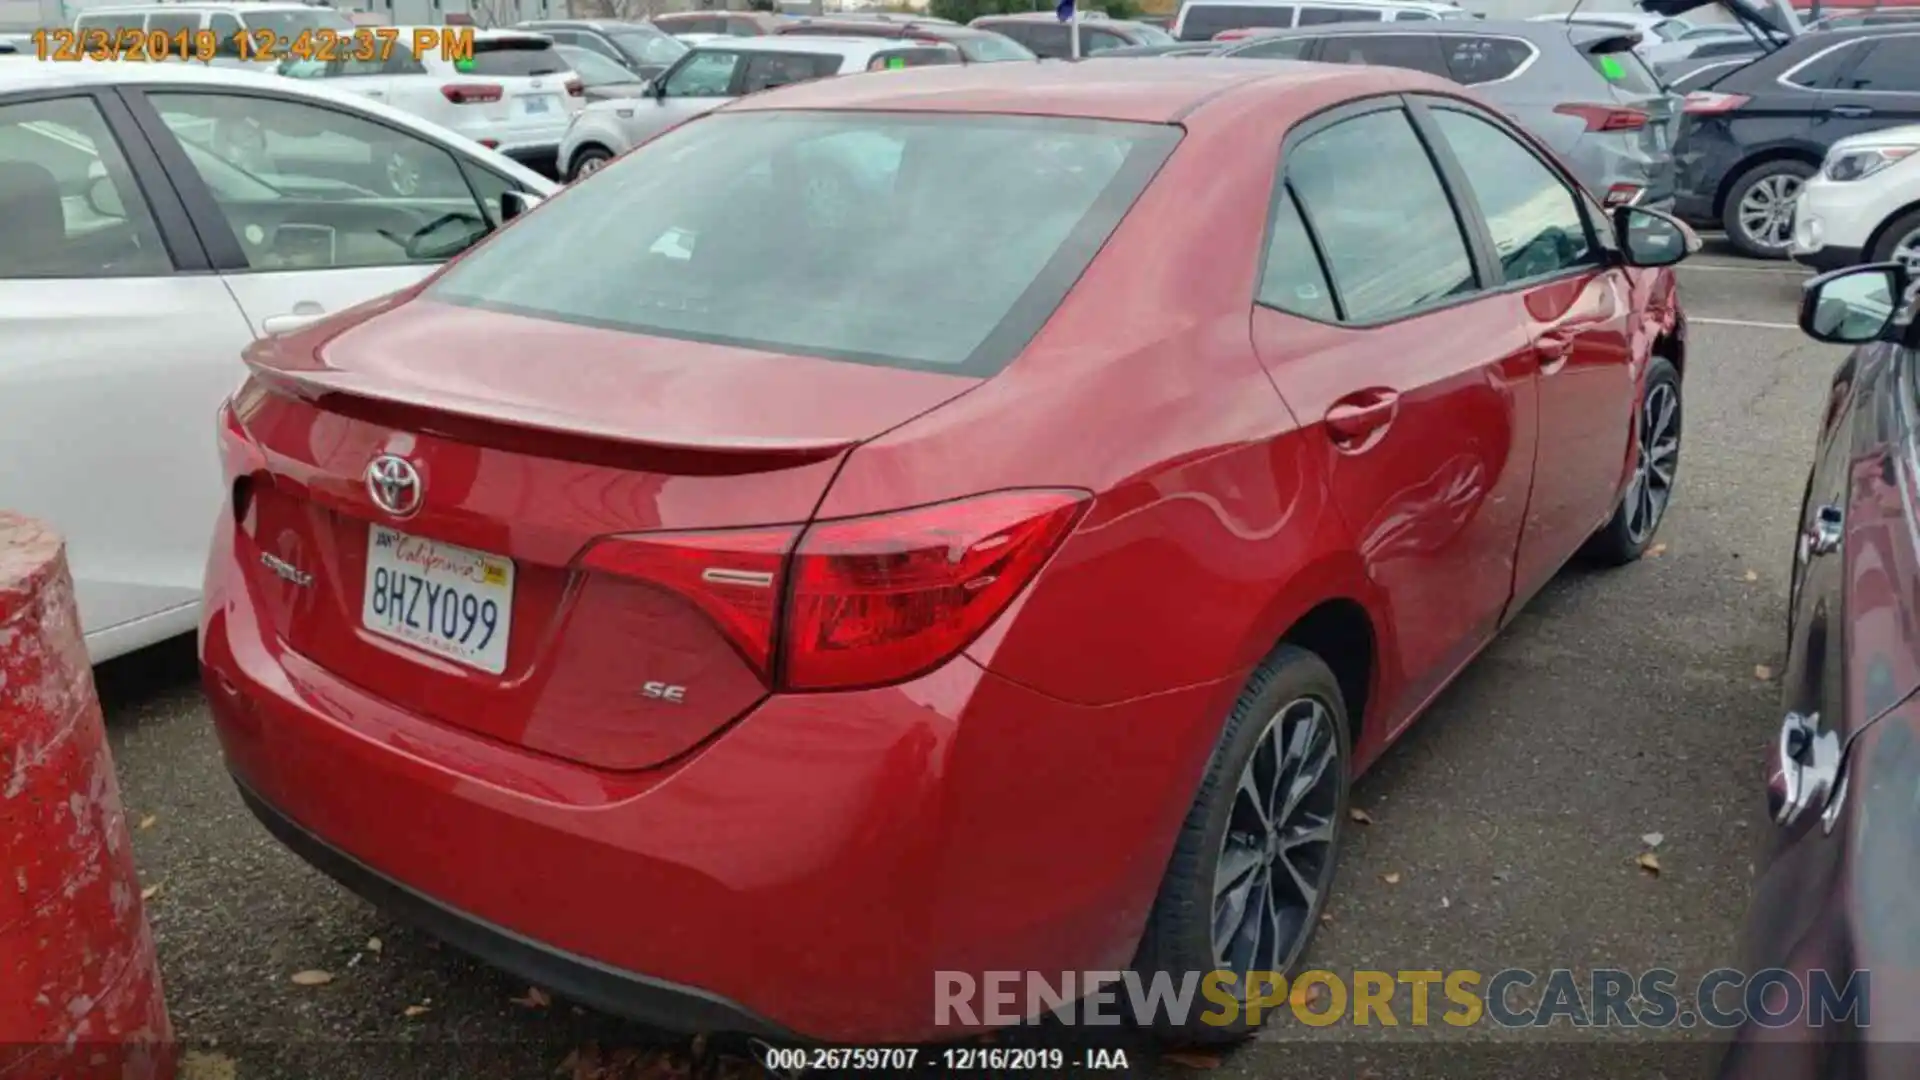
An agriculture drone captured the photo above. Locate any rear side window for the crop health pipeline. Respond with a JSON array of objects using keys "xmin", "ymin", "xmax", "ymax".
[
  {"xmin": 1084, "ymin": 28, "xmax": 1132, "ymax": 52},
  {"xmin": 1234, "ymin": 35, "xmax": 1311, "ymax": 57},
  {"xmin": 1443, "ymin": 35, "xmax": 1532, "ymax": 83},
  {"xmin": 467, "ymin": 38, "xmax": 567, "ymax": 76},
  {"xmin": 867, "ymin": 47, "xmax": 959, "ymax": 70},
  {"xmin": 1283, "ymin": 107, "xmax": 1475, "ymax": 321},
  {"xmin": 1258, "ymin": 186, "xmax": 1338, "ymax": 321},
  {"xmin": 955, "ymin": 32, "xmax": 1037, "ymax": 60},
  {"xmin": 145, "ymin": 12, "xmax": 202, "ymax": 36},
  {"xmin": 1179, "ymin": 4, "xmax": 1294, "ymax": 40},
  {"xmin": 1782, "ymin": 40, "xmax": 1867, "ymax": 89},
  {"xmin": 739, "ymin": 51, "xmax": 841, "ymax": 91},
  {"xmin": 428, "ymin": 112, "xmax": 1181, "ymax": 375},
  {"xmin": 1836, "ymin": 36, "xmax": 1920, "ymax": 93},
  {"xmin": 1317, "ymin": 33, "xmax": 1448, "ymax": 76},
  {"xmin": 1584, "ymin": 47, "xmax": 1661, "ymax": 94},
  {"xmin": 1298, "ymin": 6, "xmax": 1383, "ymax": 23}
]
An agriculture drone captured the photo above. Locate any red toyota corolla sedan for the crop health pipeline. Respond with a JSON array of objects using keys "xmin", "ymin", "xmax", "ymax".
[{"xmin": 201, "ymin": 58, "xmax": 1696, "ymax": 1043}]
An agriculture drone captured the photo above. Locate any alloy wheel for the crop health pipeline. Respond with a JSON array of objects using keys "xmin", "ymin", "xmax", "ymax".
[
  {"xmin": 577, "ymin": 155, "xmax": 607, "ymax": 178},
  {"xmin": 1892, "ymin": 225, "xmax": 1920, "ymax": 280},
  {"xmin": 1624, "ymin": 382, "xmax": 1680, "ymax": 545},
  {"xmin": 1736, "ymin": 173, "xmax": 1803, "ymax": 252},
  {"xmin": 1212, "ymin": 696, "xmax": 1341, "ymax": 978}
]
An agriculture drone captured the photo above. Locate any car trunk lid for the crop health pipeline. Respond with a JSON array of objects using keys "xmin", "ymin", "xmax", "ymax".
[{"xmin": 230, "ymin": 299, "xmax": 979, "ymax": 771}]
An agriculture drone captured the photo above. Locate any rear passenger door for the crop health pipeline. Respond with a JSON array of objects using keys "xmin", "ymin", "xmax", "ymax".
[
  {"xmin": 1248, "ymin": 98, "xmax": 1541, "ymax": 732},
  {"xmin": 1416, "ymin": 96, "xmax": 1637, "ymax": 607},
  {"xmin": 1813, "ymin": 33, "xmax": 1920, "ymax": 143},
  {"xmin": 1314, "ymin": 32, "xmax": 1449, "ymax": 76}
]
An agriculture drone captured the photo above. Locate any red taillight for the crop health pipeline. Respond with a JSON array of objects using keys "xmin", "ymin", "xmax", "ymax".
[
  {"xmin": 1684, "ymin": 91, "xmax": 1751, "ymax": 115},
  {"xmin": 564, "ymin": 76, "xmax": 584, "ymax": 96},
  {"xmin": 576, "ymin": 489, "xmax": 1089, "ymax": 691},
  {"xmin": 440, "ymin": 83, "xmax": 504, "ymax": 105},
  {"xmin": 579, "ymin": 525, "xmax": 799, "ymax": 679},
  {"xmin": 1604, "ymin": 182, "xmax": 1644, "ymax": 206},
  {"xmin": 783, "ymin": 490, "xmax": 1089, "ymax": 691},
  {"xmin": 1553, "ymin": 103, "xmax": 1648, "ymax": 132}
]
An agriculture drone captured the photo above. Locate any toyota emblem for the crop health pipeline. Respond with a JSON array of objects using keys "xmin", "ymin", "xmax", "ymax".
[{"xmin": 366, "ymin": 454, "xmax": 424, "ymax": 518}]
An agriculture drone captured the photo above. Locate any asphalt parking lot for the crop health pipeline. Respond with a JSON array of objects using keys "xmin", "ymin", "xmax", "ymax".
[{"xmin": 97, "ymin": 240, "xmax": 1839, "ymax": 1080}]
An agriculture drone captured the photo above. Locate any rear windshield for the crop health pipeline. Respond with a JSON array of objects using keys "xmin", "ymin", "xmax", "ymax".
[
  {"xmin": 429, "ymin": 112, "xmax": 1180, "ymax": 375},
  {"xmin": 867, "ymin": 46, "xmax": 962, "ymax": 69},
  {"xmin": 1443, "ymin": 35, "xmax": 1534, "ymax": 83},
  {"xmin": 1180, "ymin": 4, "xmax": 1295, "ymax": 40},
  {"xmin": 956, "ymin": 32, "xmax": 1038, "ymax": 60},
  {"xmin": 466, "ymin": 37, "xmax": 568, "ymax": 76}
]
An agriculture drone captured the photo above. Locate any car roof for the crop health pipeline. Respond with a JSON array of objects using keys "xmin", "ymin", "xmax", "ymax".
[
  {"xmin": 79, "ymin": 1, "xmax": 319, "ymax": 11},
  {"xmin": 693, "ymin": 34, "xmax": 952, "ymax": 55},
  {"xmin": 1222, "ymin": 18, "xmax": 1613, "ymax": 42},
  {"xmin": 725, "ymin": 54, "xmax": 1444, "ymax": 123},
  {"xmin": 1181, "ymin": 0, "xmax": 1464, "ymax": 10},
  {"xmin": 975, "ymin": 11, "xmax": 1150, "ymax": 23}
]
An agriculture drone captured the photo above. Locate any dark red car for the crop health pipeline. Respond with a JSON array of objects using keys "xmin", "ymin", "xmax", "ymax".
[{"xmin": 201, "ymin": 59, "xmax": 1696, "ymax": 1044}]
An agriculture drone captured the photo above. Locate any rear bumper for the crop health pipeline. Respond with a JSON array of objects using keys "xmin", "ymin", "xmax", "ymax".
[
  {"xmin": 232, "ymin": 777, "xmax": 792, "ymax": 1037},
  {"xmin": 198, "ymin": 518, "xmax": 1229, "ymax": 1042}
]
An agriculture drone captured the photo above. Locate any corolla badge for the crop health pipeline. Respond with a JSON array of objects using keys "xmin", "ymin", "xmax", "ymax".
[{"xmin": 366, "ymin": 454, "xmax": 424, "ymax": 518}]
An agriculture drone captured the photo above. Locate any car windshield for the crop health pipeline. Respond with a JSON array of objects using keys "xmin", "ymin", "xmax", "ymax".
[
  {"xmin": 957, "ymin": 32, "xmax": 1038, "ymax": 60},
  {"xmin": 612, "ymin": 27, "xmax": 689, "ymax": 64},
  {"xmin": 556, "ymin": 44, "xmax": 636, "ymax": 83},
  {"xmin": 429, "ymin": 111, "xmax": 1180, "ymax": 374},
  {"xmin": 241, "ymin": 8, "xmax": 355, "ymax": 35}
]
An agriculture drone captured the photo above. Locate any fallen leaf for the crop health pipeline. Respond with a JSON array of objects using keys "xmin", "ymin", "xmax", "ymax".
[
  {"xmin": 289, "ymin": 969, "xmax": 334, "ymax": 987},
  {"xmin": 1382, "ymin": 872, "xmax": 1402, "ymax": 885},
  {"xmin": 1162, "ymin": 1050, "xmax": 1223, "ymax": 1070},
  {"xmin": 137, "ymin": 815, "xmax": 157, "ymax": 831},
  {"xmin": 178, "ymin": 1051, "xmax": 240, "ymax": 1080},
  {"xmin": 1319, "ymin": 912, "xmax": 1334, "ymax": 925},
  {"xmin": 1642, "ymin": 831, "xmax": 1665, "ymax": 849},
  {"xmin": 365, "ymin": 937, "xmax": 383, "ymax": 954},
  {"xmin": 1755, "ymin": 665, "xmax": 1774, "ymax": 681},
  {"xmin": 1648, "ymin": 543, "xmax": 1668, "ymax": 557},
  {"xmin": 1637, "ymin": 852, "xmax": 1661, "ymax": 876},
  {"xmin": 1349, "ymin": 807, "xmax": 1374, "ymax": 825},
  {"xmin": 140, "ymin": 882, "xmax": 161, "ymax": 901},
  {"xmin": 1744, "ymin": 569, "xmax": 1759, "ymax": 582},
  {"xmin": 1440, "ymin": 895, "xmax": 1451, "ymax": 908},
  {"xmin": 402, "ymin": 1004, "xmax": 430, "ymax": 1019},
  {"xmin": 512, "ymin": 985, "xmax": 552, "ymax": 1009}
]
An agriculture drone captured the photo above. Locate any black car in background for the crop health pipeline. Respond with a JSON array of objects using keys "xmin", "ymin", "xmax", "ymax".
[
  {"xmin": 968, "ymin": 12, "xmax": 1178, "ymax": 56},
  {"xmin": 513, "ymin": 19, "xmax": 689, "ymax": 80},
  {"xmin": 1716, "ymin": 261, "xmax": 1919, "ymax": 1079},
  {"xmin": 1673, "ymin": 27, "xmax": 1920, "ymax": 257}
]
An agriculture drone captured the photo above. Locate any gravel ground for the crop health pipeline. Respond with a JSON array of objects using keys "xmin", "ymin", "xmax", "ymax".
[{"xmin": 94, "ymin": 243, "xmax": 1836, "ymax": 1080}]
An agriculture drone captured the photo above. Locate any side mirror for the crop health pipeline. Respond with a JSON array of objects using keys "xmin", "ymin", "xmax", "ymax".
[
  {"xmin": 1799, "ymin": 263, "xmax": 1907, "ymax": 345},
  {"xmin": 1611, "ymin": 204, "xmax": 1700, "ymax": 267},
  {"xmin": 500, "ymin": 190, "xmax": 544, "ymax": 222},
  {"xmin": 83, "ymin": 173, "xmax": 124, "ymax": 218}
]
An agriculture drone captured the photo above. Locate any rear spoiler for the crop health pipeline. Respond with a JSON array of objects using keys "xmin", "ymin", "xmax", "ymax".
[{"xmin": 1640, "ymin": 0, "xmax": 1801, "ymax": 46}]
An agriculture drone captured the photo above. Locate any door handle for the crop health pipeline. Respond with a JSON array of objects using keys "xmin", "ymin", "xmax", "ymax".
[
  {"xmin": 1534, "ymin": 333, "xmax": 1572, "ymax": 373},
  {"xmin": 1828, "ymin": 105, "xmax": 1873, "ymax": 118},
  {"xmin": 1324, "ymin": 389, "xmax": 1400, "ymax": 451},
  {"xmin": 1797, "ymin": 504, "xmax": 1843, "ymax": 562},
  {"xmin": 260, "ymin": 308, "xmax": 325, "ymax": 335}
]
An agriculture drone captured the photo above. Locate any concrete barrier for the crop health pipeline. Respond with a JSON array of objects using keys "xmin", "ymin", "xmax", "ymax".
[{"xmin": 0, "ymin": 512, "xmax": 173, "ymax": 1079}]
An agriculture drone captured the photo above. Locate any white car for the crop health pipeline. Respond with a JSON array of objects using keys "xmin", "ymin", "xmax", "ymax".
[
  {"xmin": 557, "ymin": 35, "xmax": 959, "ymax": 180},
  {"xmin": 276, "ymin": 27, "xmax": 583, "ymax": 179},
  {"xmin": 74, "ymin": 2, "xmax": 356, "ymax": 70},
  {"xmin": 1791, "ymin": 124, "xmax": 1920, "ymax": 277},
  {"xmin": 0, "ymin": 60, "xmax": 555, "ymax": 663}
]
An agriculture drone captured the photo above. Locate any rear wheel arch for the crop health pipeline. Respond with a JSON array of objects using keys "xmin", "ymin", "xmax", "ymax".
[
  {"xmin": 1712, "ymin": 147, "xmax": 1824, "ymax": 219},
  {"xmin": 1864, "ymin": 200, "xmax": 1920, "ymax": 263},
  {"xmin": 1276, "ymin": 599, "xmax": 1376, "ymax": 755}
]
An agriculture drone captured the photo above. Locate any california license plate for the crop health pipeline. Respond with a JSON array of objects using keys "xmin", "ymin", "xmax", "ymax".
[{"xmin": 361, "ymin": 525, "xmax": 514, "ymax": 674}]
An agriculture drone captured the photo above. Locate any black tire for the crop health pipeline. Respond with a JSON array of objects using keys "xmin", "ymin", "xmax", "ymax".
[
  {"xmin": 1721, "ymin": 159, "xmax": 1816, "ymax": 260},
  {"xmin": 567, "ymin": 146, "xmax": 614, "ymax": 182},
  {"xmin": 1584, "ymin": 356, "xmax": 1682, "ymax": 566},
  {"xmin": 1868, "ymin": 206, "xmax": 1920, "ymax": 273},
  {"xmin": 1132, "ymin": 645, "xmax": 1351, "ymax": 1044}
]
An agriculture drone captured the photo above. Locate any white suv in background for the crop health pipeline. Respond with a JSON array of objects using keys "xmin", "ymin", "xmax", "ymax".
[
  {"xmin": 557, "ymin": 35, "xmax": 958, "ymax": 180},
  {"xmin": 1171, "ymin": 0, "xmax": 1470, "ymax": 42},
  {"xmin": 75, "ymin": 2, "xmax": 355, "ymax": 69},
  {"xmin": 279, "ymin": 28, "xmax": 583, "ymax": 178},
  {"xmin": 1791, "ymin": 125, "xmax": 1920, "ymax": 276}
]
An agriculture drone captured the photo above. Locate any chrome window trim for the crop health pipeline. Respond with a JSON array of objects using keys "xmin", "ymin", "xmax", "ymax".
[{"xmin": 1776, "ymin": 32, "xmax": 1920, "ymax": 94}]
